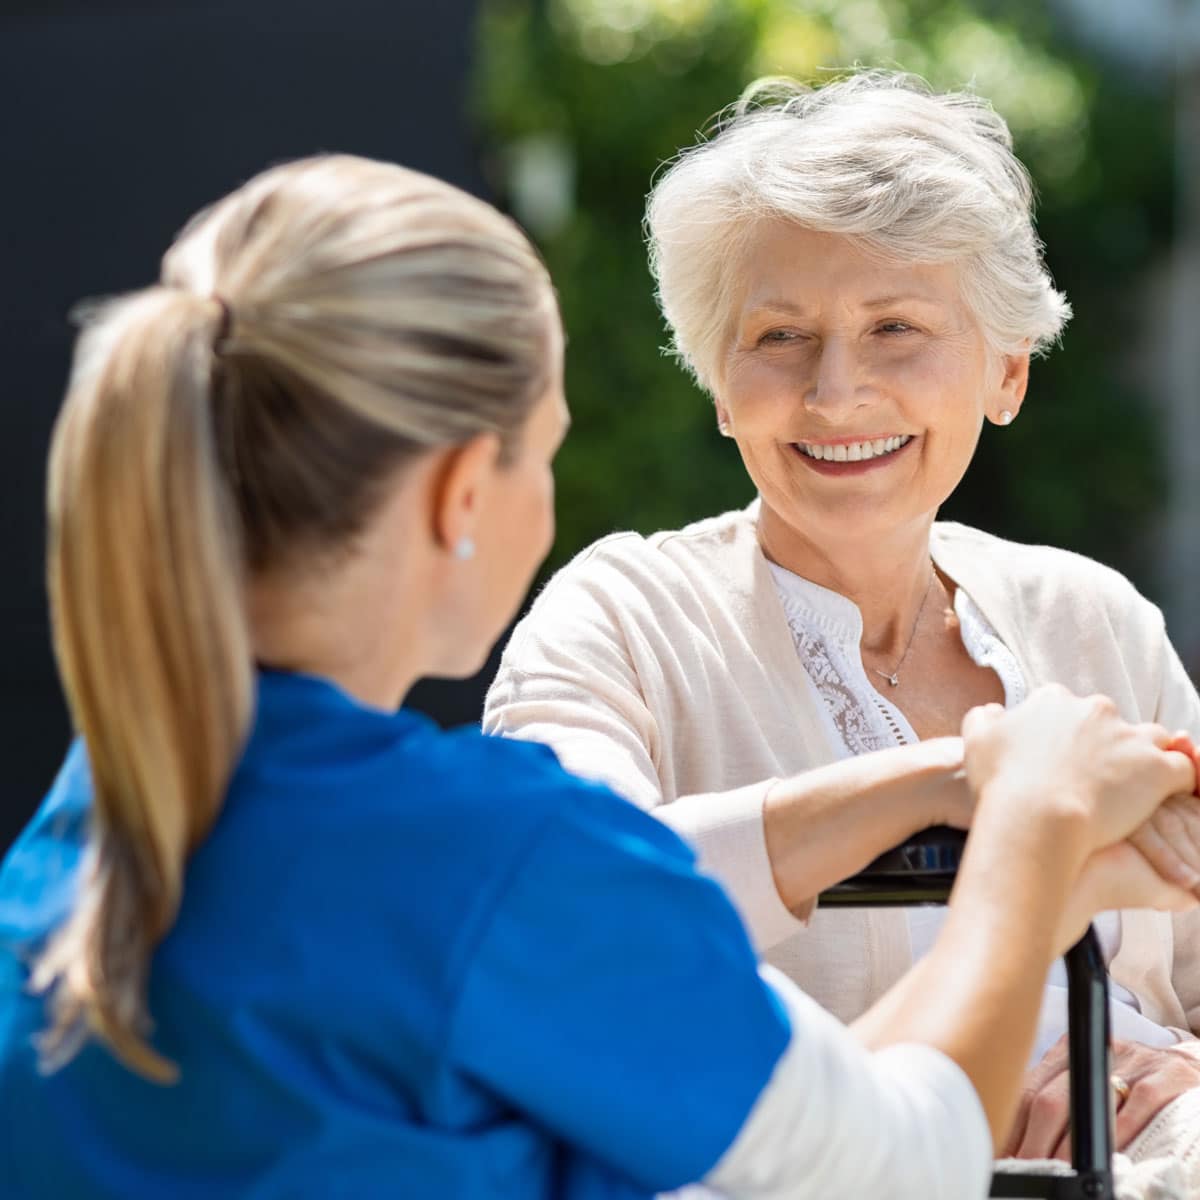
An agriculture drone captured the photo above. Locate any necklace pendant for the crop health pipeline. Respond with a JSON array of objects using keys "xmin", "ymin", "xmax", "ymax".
[{"xmin": 887, "ymin": 674, "xmax": 899, "ymax": 687}]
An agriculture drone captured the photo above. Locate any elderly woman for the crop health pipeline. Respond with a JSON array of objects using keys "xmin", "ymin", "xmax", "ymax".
[{"xmin": 484, "ymin": 72, "xmax": 1200, "ymax": 1169}]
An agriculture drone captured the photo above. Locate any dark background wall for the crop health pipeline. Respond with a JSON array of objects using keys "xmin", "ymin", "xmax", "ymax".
[{"xmin": 0, "ymin": 0, "xmax": 491, "ymax": 854}]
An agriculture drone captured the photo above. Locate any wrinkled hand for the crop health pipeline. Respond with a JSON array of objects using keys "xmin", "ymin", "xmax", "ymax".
[
  {"xmin": 1055, "ymin": 841, "xmax": 1197, "ymax": 956},
  {"xmin": 1128, "ymin": 733, "xmax": 1200, "ymax": 895},
  {"xmin": 962, "ymin": 688, "xmax": 1196, "ymax": 853},
  {"xmin": 1005, "ymin": 1036, "xmax": 1200, "ymax": 1160}
]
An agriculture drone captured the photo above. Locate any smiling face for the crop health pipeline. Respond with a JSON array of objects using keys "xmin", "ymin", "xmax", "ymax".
[{"xmin": 717, "ymin": 221, "xmax": 1028, "ymax": 556}]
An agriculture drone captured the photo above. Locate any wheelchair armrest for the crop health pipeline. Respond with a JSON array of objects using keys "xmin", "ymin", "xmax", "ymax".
[{"xmin": 819, "ymin": 825, "xmax": 966, "ymax": 907}]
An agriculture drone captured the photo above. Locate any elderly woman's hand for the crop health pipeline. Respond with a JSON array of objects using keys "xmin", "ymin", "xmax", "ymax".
[
  {"xmin": 1006, "ymin": 1036, "xmax": 1200, "ymax": 1160},
  {"xmin": 1054, "ymin": 839, "xmax": 1197, "ymax": 957},
  {"xmin": 1126, "ymin": 732, "xmax": 1200, "ymax": 894}
]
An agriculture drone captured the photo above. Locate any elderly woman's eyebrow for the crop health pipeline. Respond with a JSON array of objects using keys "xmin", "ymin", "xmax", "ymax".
[
  {"xmin": 860, "ymin": 293, "xmax": 948, "ymax": 309},
  {"xmin": 743, "ymin": 298, "xmax": 810, "ymax": 316},
  {"xmin": 744, "ymin": 294, "xmax": 948, "ymax": 317}
]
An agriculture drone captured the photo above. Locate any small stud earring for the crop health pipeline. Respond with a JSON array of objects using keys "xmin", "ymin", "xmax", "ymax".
[
  {"xmin": 998, "ymin": 410, "xmax": 1014, "ymax": 426},
  {"xmin": 717, "ymin": 420, "xmax": 732, "ymax": 437},
  {"xmin": 453, "ymin": 536, "xmax": 476, "ymax": 561}
]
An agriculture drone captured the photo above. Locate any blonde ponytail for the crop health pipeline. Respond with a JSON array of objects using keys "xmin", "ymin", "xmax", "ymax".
[
  {"xmin": 35, "ymin": 288, "xmax": 253, "ymax": 1082},
  {"xmin": 33, "ymin": 153, "xmax": 555, "ymax": 1083}
]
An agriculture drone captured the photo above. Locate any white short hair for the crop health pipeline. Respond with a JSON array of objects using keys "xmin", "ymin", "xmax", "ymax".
[{"xmin": 646, "ymin": 71, "xmax": 1072, "ymax": 392}]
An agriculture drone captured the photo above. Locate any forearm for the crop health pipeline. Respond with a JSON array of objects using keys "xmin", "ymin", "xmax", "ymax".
[
  {"xmin": 706, "ymin": 966, "xmax": 992, "ymax": 1200},
  {"xmin": 853, "ymin": 796, "xmax": 1088, "ymax": 1148},
  {"xmin": 763, "ymin": 738, "xmax": 967, "ymax": 913}
]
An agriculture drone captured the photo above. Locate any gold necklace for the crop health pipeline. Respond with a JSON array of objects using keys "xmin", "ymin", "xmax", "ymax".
[{"xmin": 869, "ymin": 566, "xmax": 936, "ymax": 688}]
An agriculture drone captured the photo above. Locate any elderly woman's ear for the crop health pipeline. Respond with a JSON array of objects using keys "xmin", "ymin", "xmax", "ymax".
[
  {"xmin": 715, "ymin": 401, "xmax": 734, "ymax": 436},
  {"xmin": 988, "ymin": 348, "xmax": 1031, "ymax": 427}
]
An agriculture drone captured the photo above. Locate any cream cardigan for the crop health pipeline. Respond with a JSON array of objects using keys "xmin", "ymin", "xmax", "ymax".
[{"xmin": 483, "ymin": 504, "xmax": 1200, "ymax": 1041}]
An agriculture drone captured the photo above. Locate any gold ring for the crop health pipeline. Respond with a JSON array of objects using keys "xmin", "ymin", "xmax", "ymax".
[{"xmin": 1111, "ymin": 1074, "xmax": 1131, "ymax": 1105}]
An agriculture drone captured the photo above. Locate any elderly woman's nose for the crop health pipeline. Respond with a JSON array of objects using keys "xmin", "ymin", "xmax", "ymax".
[{"xmin": 805, "ymin": 340, "xmax": 869, "ymax": 415}]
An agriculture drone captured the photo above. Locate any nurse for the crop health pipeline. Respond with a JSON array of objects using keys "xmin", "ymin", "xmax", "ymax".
[{"xmin": 0, "ymin": 154, "xmax": 1195, "ymax": 1199}]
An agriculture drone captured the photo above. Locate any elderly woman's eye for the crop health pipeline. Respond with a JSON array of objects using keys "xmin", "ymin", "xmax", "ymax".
[
  {"xmin": 877, "ymin": 321, "xmax": 915, "ymax": 335},
  {"xmin": 758, "ymin": 328, "xmax": 800, "ymax": 345}
]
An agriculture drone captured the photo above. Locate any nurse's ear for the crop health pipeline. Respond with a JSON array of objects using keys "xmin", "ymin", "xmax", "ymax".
[{"xmin": 429, "ymin": 432, "xmax": 503, "ymax": 560}]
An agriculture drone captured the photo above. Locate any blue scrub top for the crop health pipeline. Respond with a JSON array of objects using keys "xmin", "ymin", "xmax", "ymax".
[{"xmin": 0, "ymin": 670, "xmax": 789, "ymax": 1198}]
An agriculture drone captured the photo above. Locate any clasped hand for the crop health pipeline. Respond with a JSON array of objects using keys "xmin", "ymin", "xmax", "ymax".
[
  {"xmin": 963, "ymin": 687, "xmax": 1200, "ymax": 1160},
  {"xmin": 963, "ymin": 690, "xmax": 1200, "ymax": 941},
  {"xmin": 962, "ymin": 690, "xmax": 1198, "ymax": 855}
]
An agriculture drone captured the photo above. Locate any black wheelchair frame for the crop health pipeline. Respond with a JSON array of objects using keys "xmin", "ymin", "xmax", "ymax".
[{"xmin": 820, "ymin": 827, "xmax": 1115, "ymax": 1200}]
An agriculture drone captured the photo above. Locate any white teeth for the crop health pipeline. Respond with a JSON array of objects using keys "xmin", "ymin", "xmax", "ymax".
[{"xmin": 796, "ymin": 435, "xmax": 911, "ymax": 462}]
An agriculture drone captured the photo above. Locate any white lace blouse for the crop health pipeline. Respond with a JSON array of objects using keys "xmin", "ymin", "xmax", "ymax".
[{"xmin": 768, "ymin": 561, "xmax": 1177, "ymax": 1062}]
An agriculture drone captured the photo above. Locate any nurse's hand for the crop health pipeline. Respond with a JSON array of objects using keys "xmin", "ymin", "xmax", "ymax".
[
  {"xmin": 1005, "ymin": 1036, "xmax": 1200, "ymax": 1159},
  {"xmin": 962, "ymin": 689, "xmax": 1196, "ymax": 853}
]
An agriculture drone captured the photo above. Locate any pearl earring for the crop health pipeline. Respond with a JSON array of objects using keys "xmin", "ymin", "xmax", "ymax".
[
  {"xmin": 998, "ymin": 410, "xmax": 1014, "ymax": 426},
  {"xmin": 453, "ymin": 536, "xmax": 476, "ymax": 561},
  {"xmin": 717, "ymin": 420, "xmax": 732, "ymax": 437}
]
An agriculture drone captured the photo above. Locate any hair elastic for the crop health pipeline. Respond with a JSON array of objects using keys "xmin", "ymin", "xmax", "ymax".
[{"xmin": 212, "ymin": 294, "xmax": 234, "ymax": 351}]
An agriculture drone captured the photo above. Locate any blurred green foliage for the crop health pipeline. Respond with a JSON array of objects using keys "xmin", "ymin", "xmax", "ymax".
[{"xmin": 474, "ymin": 0, "xmax": 1173, "ymax": 588}]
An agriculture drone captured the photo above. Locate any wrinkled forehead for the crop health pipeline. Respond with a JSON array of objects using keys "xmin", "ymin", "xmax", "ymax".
[{"xmin": 728, "ymin": 220, "xmax": 969, "ymax": 321}]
